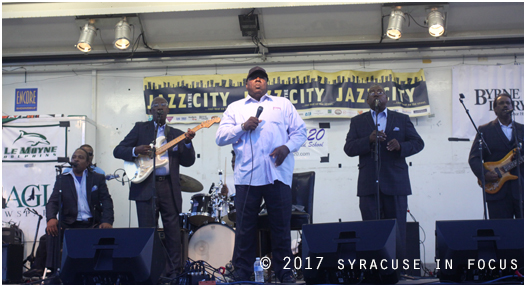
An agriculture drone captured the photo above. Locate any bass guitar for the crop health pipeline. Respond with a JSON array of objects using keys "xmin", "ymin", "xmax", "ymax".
[
  {"xmin": 478, "ymin": 148, "xmax": 523, "ymax": 194},
  {"xmin": 124, "ymin": 117, "xmax": 221, "ymax": 183}
]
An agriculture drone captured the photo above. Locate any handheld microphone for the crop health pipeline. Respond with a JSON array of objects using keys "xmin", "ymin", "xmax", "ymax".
[
  {"xmin": 157, "ymin": 110, "xmax": 163, "ymax": 116},
  {"xmin": 374, "ymin": 99, "xmax": 380, "ymax": 112},
  {"xmin": 208, "ymin": 183, "xmax": 215, "ymax": 194},
  {"xmin": 459, "ymin": 93, "xmax": 465, "ymax": 99},
  {"xmin": 69, "ymin": 161, "xmax": 77, "ymax": 168},
  {"xmin": 105, "ymin": 174, "xmax": 120, "ymax": 181},
  {"xmin": 255, "ymin": 106, "xmax": 264, "ymax": 119}
]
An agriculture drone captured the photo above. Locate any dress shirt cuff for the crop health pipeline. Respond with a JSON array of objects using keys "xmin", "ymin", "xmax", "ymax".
[
  {"xmin": 236, "ymin": 124, "xmax": 244, "ymax": 134},
  {"xmin": 132, "ymin": 147, "xmax": 137, "ymax": 157},
  {"xmin": 283, "ymin": 142, "xmax": 294, "ymax": 154}
]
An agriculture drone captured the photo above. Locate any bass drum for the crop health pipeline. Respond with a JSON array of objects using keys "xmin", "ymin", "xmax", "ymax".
[{"xmin": 188, "ymin": 223, "xmax": 235, "ymax": 269}]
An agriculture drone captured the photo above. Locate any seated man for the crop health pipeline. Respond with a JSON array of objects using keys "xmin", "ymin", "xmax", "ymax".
[
  {"xmin": 45, "ymin": 147, "xmax": 114, "ymax": 271},
  {"xmin": 24, "ymin": 145, "xmax": 109, "ymax": 278}
]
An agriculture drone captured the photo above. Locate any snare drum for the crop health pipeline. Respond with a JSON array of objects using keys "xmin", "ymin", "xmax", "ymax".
[
  {"xmin": 189, "ymin": 193, "xmax": 214, "ymax": 226},
  {"xmin": 188, "ymin": 223, "xmax": 235, "ymax": 269}
]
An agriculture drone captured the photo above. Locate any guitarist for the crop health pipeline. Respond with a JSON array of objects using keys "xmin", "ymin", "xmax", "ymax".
[
  {"xmin": 469, "ymin": 93, "xmax": 524, "ymax": 219},
  {"xmin": 113, "ymin": 96, "xmax": 196, "ymax": 278}
]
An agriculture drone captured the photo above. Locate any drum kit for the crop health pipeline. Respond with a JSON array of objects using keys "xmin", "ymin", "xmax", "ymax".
[{"xmin": 179, "ymin": 173, "xmax": 236, "ymax": 270}]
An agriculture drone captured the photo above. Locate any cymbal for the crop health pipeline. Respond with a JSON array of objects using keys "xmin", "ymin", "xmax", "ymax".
[{"xmin": 180, "ymin": 174, "xmax": 203, "ymax": 193}]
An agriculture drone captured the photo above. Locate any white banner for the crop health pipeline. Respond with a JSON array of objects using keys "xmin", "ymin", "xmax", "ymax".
[
  {"xmin": 452, "ymin": 65, "xmax": 524, "ymax": 139},
  {"xmin": 3, "ymin": 124, "xmax": 66, "ymax": 162},
  {"xmin": 2, "ymin": 123, "xmax": 67, "ymax": 244},
  {"xmin": 294, "ymin": 123, "xmax": 329, "ymax": 161},
  {"xmin": 2, "ymin": 162, "xmax": 57, "ymax": 242}
]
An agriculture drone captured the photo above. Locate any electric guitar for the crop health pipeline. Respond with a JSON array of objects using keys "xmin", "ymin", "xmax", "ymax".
[
  {"xmin": 478, "ymin": 148, "xmax": 523, "ymax": 194},
  {"xmin": 124, "ymin": 117, "xmax": 221, "ymax": 184}
]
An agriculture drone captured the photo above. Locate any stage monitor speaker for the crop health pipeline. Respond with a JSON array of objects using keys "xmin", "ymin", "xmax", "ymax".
[
  {"xmin": 302, "ymin": 219, "xmax": 398, "ymax": 284},
  {"xmin": 435, "ymin": 219, "xmax": 523, "ymax": 283},
  {"xmin": 60, "ymin": 227, "xmax": 166, "ymax": 285},
  {"xmin": 2, "ymin": 244, "xmax": 23, "ymax": 283}
]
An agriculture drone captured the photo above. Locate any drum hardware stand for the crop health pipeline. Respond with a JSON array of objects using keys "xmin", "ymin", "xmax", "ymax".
[
  {"xmin": 210, "ymin": 170, "xmax": 225, "ymax": 223},
  {"xmin": 22, "ymin": 208, "xmax": 43, "ymax": 270}
]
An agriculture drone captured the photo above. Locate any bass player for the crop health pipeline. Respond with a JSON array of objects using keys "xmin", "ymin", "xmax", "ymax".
[{"xmin": 469, "ymin": 93, "xmax": 524, "ymax": 219}]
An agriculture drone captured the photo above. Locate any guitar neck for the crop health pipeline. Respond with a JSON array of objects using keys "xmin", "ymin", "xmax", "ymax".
[
  {"xmin": 156, "ymin": 124, "xmax": 204, "ymax": 155},
  {"xmin": 503, "ymin": 156, "xmax": 523, "ymax": 172}
]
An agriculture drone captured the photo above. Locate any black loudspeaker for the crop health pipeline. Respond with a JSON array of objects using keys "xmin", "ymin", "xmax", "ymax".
[
  {"xmin": 2, "ymin": 244, "xmax": 24, "ymax": 283},
  {"xmin": 302, "ymin": 220, "xmax": 398, "ymax": 284},
  {"xmin": 405, "ymin": 222, "xmax": 420, "ymax": 276},
  {"xmin": 435, "ymin": 219, "xmax": 524, "ymax": 283},
  {"xmin": 60, "ymin": 228, "xmax": 166, "ymax": 284}
]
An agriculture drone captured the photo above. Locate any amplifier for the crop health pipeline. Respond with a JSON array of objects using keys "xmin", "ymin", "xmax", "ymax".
[{"xmin": 2, "ymin": 226, "xmax": 23, "ymax": 244}]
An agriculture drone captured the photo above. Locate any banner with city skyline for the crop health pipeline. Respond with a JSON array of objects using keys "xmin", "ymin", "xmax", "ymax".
[{"xmin": 143, "ymin": 69, "xmax": 430, "ymax": 123}]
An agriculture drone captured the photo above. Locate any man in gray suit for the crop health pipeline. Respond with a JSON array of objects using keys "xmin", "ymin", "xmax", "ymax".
[
  {"xmin": 113, "ymin": 96, "xmax": 196, "ymax": 278},
  {"xmin": 344, "ymin": 84, "xmax": 424, "ymax": 261}
]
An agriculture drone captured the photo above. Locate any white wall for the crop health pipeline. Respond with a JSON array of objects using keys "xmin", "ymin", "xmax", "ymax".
[{"xmin": 3, "ymin": 52, "xmax": 523, "ymax": 269}]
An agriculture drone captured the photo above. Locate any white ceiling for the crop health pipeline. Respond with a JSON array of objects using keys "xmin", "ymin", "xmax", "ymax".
[{"xmin": 2, "ymin": 2, "xmax": 524, "ymax": 65}]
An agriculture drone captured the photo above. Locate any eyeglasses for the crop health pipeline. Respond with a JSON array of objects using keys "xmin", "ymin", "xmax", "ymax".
[
  {"xmin": 152, "ymin": 103, "xmax": 168, "ymax": 108},
  {"xmin": 369, "ymin": 91, "xmax": 385, "ymax": 96}
]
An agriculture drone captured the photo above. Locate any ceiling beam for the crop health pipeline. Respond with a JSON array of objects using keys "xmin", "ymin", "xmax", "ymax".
[{"xmin": 2, "ymin": 2, "xmax": 353, "ymax": 19}]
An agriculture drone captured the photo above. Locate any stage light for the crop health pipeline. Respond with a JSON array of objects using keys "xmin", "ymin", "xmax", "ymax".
[
  {"xmin": 386, "ymin": 8, "xmax": 405, "ymax": 40},
  {"xmin": 114, "ymin": 17, "xmax": 132, "ymax": 50},
  {"xmin": 76, "ymin": 23, "xmax": 97, "ymax": 53},
  {"xmin": 427, "ymin": 9, "xmax": 445, "ymax": 37}
]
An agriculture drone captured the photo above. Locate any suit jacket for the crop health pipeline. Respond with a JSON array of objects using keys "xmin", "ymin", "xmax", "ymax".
[
  {"xmin": 344, "ymin": 110, "xmax": 424, "ymax": 196},
  {"xmin": 113, "ymin": 121, "xmax": 196, "ymax": 213},
  {"xmin": 46, "ymin": 170, "xmax": 114, "ymax": 225},
  {"xmin": 468, "ymin": 119, "xmax": 524, "ymax": 201}
]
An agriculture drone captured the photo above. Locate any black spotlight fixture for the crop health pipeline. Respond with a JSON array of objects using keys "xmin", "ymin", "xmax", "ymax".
[{"xmin": 238, "ymin": 13, "xmax": 259, "ymax": 37}]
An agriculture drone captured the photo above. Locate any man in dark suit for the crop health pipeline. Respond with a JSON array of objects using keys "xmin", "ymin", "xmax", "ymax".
[
  {"xmin": 344, "ymin": 84, "xmax": 424, "ymax": 261},
  {"xmin": 113, "ymin": 96, "xmax": 196, "ymax": 278},
  {"xmin": 45, "ymin": 147, "xmax": 114, "ymax": 269},
  {"xmin": 469, "ymin": 93, "xmax": 524, "ymax": 219}
]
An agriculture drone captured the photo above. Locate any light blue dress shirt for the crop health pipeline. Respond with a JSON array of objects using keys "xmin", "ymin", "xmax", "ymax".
[
  {"xmin": 64, "ymin": 169, "xmax": 92, "ymax": 221},
  {"xmin": 371, "ymin": 109, "xmax": 388, "ymax": 132},
  {"xmin": 216, "ymin": 94, "xmax": 307, "ymax": 187}
]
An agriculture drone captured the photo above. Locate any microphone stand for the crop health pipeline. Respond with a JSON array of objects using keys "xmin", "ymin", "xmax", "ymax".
[
  {"xmin": 22, "ymin": 208, "xmax": 43, "ymax": 269},
  {"xmin": 510, "ymin": 111, "xmax": 524, "ymax": 218},
  {"xmin": 152, "ymin": 116, "xmax": 161, "ymax": 230},
  {"xmin": 374, "ymin": 106, "xmax": 381, "ymax": 220},
  {"xmin": 459, "ymin": 94, "xmax": 491, "ymax": 220},
  {"xmin": 50, "ymin": 164, "xmax": 68, "ymax": 278}
]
